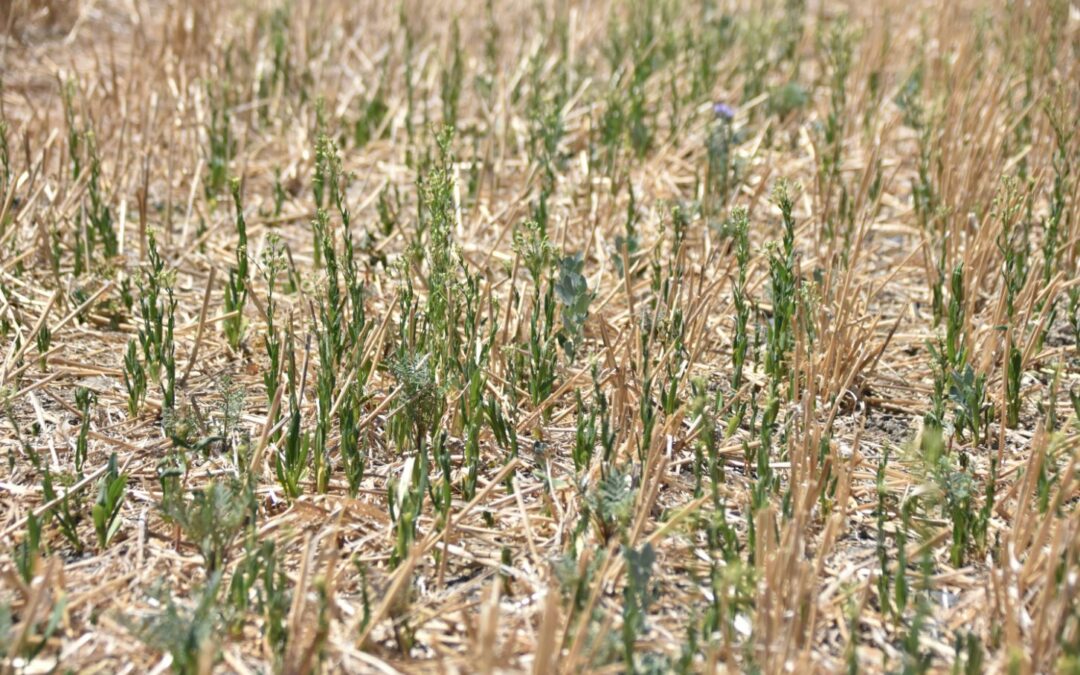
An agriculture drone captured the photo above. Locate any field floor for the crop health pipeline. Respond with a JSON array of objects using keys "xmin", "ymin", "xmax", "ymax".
[{"xmin": 1, "ymin": 0, "xmax": 1079, "ymax": 672}]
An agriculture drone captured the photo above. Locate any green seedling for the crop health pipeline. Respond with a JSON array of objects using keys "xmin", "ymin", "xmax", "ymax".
[
  {"xmin": 387, "ymin": 444, "xmax": 430, "ymax": 569},
  {"xmin": 0, "ymin": 119, "xmax": 10, "ymax": 195},
  {"xmin": 35, "ymin": 325, "xmax": 50, "ymax": 371},
  {"xmin": 818, "ymin": 17, "xmax": 855, "ymax": 194},
  {"xmin": 944, "ymin": 263, "xmax": 967, "ymax": 368},
  {"xmin": 74, "ymin": 386, "xmax": 93, "ymax": 475},
  {"xmin": 135, "ymin": 573, "xmax": 224, "ymax": 675},
  {"xmin": 60, "ymin": 77, "xmax": 81, "ymax": 180},
  {"xmin": 262, "ymin": 237, "xmax": 286, "ymax": 411},
  {"xmin": 1068, "ymin": 287, "xmax": 1080, "ymax": 350},
  {"xmin": 441, "ymin": 20, "xmax": 464, "ymax": 131},
  {"xmin": 994, "ymin": 176, "xmax": 1029, "ymax": 320},
  {"xmin": 689, "ymin": 377, "xmax": 721, "ymax": 503},
  {"xmin": 949, "ymin": 364, "xmax": 991, "ymax": 448},
  {"xmin": 223, "ymin": 178, "xmax": 249, "ymax": 352},
  {"xmin": 41, "ymin": 467, "xmax": 84, "ymax": 554},
  {"xmin": 0, "ymin": 586, "xmax": 65, "ymax": 664},
  {"xmin": 1005, "ymin": 343, "xmax": 1023, "ymax": 428},
  {"xmin": 15, "ymin": 512, "xmax": 41, "ymax": 584},
  {"xmin": 765, "ymin": 180, "xmax": 798, "ymax": 393},
  {"xmin": 728, "ymin": 208, "xmax": 751, "ymax": 392},
  {"xmin": 227, "ymin": 540, "xmax": 290, "ymax": 652},
  {"xmin": 276, "ymin": 396, "xmax": 310, "ymax": 500},
  {"xmin": 573, "ymin": 388, "xmax": 598, "ymax": 475},
  {"xmin": 92, "ymin": 452, "xmax": 127, "ymax": 548},
  {"xmin": 205, "ymin": 83, "xmax": 233, "ymax": 201},
  {"xmin": 86, "ymin": 132, "xmax": 118, "ymax": 259},
  {"xmin": 1040, "ymin": 90, "xmax": 1074, "ymax": 287},
  {"xmin": 339, "ymin": 380, "xmax": 367, "ymax": 497},
  {"xmin": 875, "ymin": 448, "xmax": 893, "ymax": 619},
  {"xmin": 136, "ymin": 233, "xmax": 177, "ymax": 397}
]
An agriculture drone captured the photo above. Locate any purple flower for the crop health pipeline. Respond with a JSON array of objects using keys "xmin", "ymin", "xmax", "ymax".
[{"xmin": 713, "ymin": 102, "xmax": 735, "ymax": 121}]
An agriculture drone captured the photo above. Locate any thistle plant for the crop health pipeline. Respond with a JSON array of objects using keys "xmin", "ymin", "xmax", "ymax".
[
  {"xmin": 704, "ymin": 103, "xmax": 735, "ymax": 219},
  {"xmin": 388, "ymin": 348, "xmax": 443, "ymax": 457},
  {"xmin": 621, "ymin": 543, "xmax": 657, "ymax": 671},
  {"xmin": 159, "ymin": 477, "xmax": 252, "ymax": 573},
  {"xmin": 585, "ymin": 464, "xmax": 636, "ymax": 544},
  {"xmin": 554, "ymin": 253, "xmax": 592, "ymax": 362}
]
